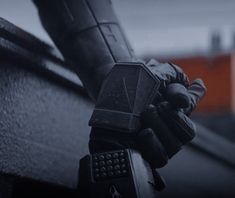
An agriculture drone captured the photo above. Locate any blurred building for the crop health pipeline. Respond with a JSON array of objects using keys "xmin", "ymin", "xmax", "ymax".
[{"xmin": 160, "ymin": 52, "xmax": 235, "ymax": 113}]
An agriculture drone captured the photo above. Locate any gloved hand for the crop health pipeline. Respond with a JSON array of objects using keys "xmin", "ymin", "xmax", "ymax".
[
  {"xmin": 136, "ymin": 80, "xmax": 206, "ymax": 168},
  {"xmin": 89, "ymin": 60, "xmax": 206, "ymax": 168}
]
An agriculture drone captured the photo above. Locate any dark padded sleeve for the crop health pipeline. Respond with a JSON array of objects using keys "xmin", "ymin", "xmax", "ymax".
[{"xmin": 33, "ymin": 0, "xmax": 136, "ymax": 100}]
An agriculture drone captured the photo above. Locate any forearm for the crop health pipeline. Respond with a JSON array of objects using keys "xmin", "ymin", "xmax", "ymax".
[{"xmin": 33, "ymin": 0, "xmax": 136, "ymax": 100}]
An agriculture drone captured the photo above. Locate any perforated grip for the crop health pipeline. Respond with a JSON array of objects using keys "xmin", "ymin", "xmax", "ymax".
[{"xmin": 79, "ymin": 149, "xmax": 157, "ymax": 198}]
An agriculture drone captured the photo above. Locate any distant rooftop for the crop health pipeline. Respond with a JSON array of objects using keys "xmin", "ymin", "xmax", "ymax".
[{"xmin": 113, "ymin": 0, "xmax": 235, "ymax": 56}]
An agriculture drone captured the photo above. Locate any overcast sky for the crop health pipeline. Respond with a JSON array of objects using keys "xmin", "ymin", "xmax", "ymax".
[{"xmin": 0, "ymin": 0, "xmax": 235, "ymax": 56}]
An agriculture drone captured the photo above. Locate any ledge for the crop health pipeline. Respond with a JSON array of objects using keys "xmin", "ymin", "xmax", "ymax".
[{"xmin": 0, "ymin": 17, "xmax": 87, "ymax": 97}]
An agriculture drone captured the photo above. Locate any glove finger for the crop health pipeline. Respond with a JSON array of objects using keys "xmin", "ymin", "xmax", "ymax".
[
  {"xmin": 135, "ymin": 128, "xmax": 168, "ymax": 168},
  {"xmin": 183, "ymin": 78, "xmax": 207, "ymax": 115},
  {"xmin": 164, "ymin": 79, "xmax": 206, "ymax": 113},
  {"xmin": 169, "ymin": 62, "xmax": 190, "ymax": 87},
  {"xmin": 157, "ymin": 102, "xmax": 196, "ymax": 144},
  {"xmin": 165, "ymin": 83, "xmax": 190, "ymax": 109},
  {"xmin": 142, "ymin": 105, "xmax": 182, "ymax": 158},
  {"xmin": 146, "ymin": 59, "xmax": 189, "ymax": 88}
]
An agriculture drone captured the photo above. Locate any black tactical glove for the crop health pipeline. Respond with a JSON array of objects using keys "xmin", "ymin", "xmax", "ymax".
[
  {"xmin": 32, "ymin": 0, "xmax": 206, "ymax": 168},
  {"xmin": 137, "ymin": 79, "xmax": 206, "ymax": 168},
  {"xmin": 89, "ymin": 60, "xmax": 206, "ymax": 168}
]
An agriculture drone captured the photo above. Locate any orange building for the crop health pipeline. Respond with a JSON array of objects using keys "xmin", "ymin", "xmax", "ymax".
[{"xmin": 160, "ymin": 52, "xmax": 235, "ymax": 113}]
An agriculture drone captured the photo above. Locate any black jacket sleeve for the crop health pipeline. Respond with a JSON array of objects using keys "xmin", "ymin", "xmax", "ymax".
[{"xmin": 33, "ymin": 0, "xmax": 136, "ymax": 101}]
